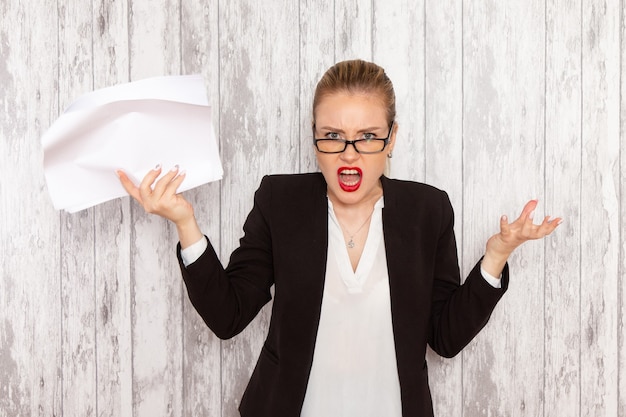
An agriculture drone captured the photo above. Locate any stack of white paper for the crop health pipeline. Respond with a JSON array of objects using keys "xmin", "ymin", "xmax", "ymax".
[{"xmin": 42, "ymin": 74, "xmax": 223, "ymax": 213}]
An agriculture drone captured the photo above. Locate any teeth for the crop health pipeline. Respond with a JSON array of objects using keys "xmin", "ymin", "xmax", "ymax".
[
  {"xmin": 340, "ymin": 169, "xmax": 360, "ymax": 175},
  {"xmin": 339, "ymin": 169, "xmax": 361, "ymax": 186}
]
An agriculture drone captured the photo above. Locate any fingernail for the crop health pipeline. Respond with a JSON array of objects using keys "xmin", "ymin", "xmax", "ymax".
[
  {"xmin": 179, "ymin": 169, "xmax": 186, "ymax": 176},
  {"xmin": 170, "ymin": 165, "xmax": 179, "ymax": 172},
  {"xmin": 501, "ymin": 215, "xmax": 508, "ymax": 222},
  {"xmin": 154, "ymin": 164, "xmax": 162, "ymax": 171},
  {"xmin": 557, "ymin": 219, "xmax": 564, "ymax": 225},
  {"xmin": 115, "ymin": 169, "xmax": 122, "ymax": 178}
]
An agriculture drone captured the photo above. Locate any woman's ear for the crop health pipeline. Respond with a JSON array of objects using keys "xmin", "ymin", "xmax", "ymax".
[{"xmin": 388, "ymin": 121, "xmax": 398, "ymax": 153}]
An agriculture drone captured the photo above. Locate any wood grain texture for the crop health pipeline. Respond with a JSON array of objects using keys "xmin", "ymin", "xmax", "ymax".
[
  {"xmin": 1, "ymin": 1, "xmax": 626, "ymax": 416},
  {"xmin": 57, "ymin": 1, "xmax": 98, "ymax": 415},
  {"xmin": 218, "ymin": 1, "xmax": 299, "ymax": 415},
  {"xmin": 373, "ymin": 0, "xmax": 426, "ymax": 182},
  {"xmin": 0, "ymin": 1, "xmax": 62, "ymax": 416},
  {"xmin": 462, "ymin": 1, "xmax": 547, "ymax": 416},
  {"xmin": 128, "ymin": 1, "xmax": 184, "ymax": 416},
  {"xmin": 180, "ymin": 0, "xmax": 222, "ymax": 415},
  {"xmin": 92, "ymin": 0, "xmax": 133, "ymax": 415},
  {"xmin": 580, "ymin": 0, "xmax": 621, "ymax": 415},
  {"xmin": 620, "ymin": 1, "xmax": 626, "ymax": 413},
  {"xmin": 335, "ymin": 0, "xmax": 373, "ymax": 61},
  {"xmin": 544, "ymin": 0, "xmax": 582, "ymax": 415},
  {"xmin": 299, "ymin": 0, "xmax": 335, "ymax": 173},
  {"xmin": 422, "ymin": 1, "xmax": 464, "ymax": 415}
]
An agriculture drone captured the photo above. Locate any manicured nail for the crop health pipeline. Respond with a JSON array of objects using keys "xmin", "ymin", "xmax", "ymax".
[
  {"xmin": 170, "ymin": 165, "xmax": 179, "ymax": 172},
  {"xmin": 154, "ymin": 164, "xmax": 162, "ymax": 170},
  {"xmin": 178, "ymin": 169, "xmax": 186, "ymax": 176},
  {"xmin": 501, "ymin": 215, "xmax": 508, "ymax": 222}
]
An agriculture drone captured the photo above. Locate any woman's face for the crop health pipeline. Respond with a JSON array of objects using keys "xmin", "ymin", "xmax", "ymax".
[{"xmin": 313, "ymin": 91, "xmax": 396, "ymax": 209}]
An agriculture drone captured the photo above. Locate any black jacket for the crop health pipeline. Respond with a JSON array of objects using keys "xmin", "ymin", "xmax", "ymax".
[{"xmin": 178, "ymin": 173, "xmax": 508, "ymax": 416}]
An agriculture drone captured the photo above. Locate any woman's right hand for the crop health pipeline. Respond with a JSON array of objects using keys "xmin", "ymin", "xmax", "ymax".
[{"xmin": 117, "ymin": 165, "xmax": 203, "ymax": 248}]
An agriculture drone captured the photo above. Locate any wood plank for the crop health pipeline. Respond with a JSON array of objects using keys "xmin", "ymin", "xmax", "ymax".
[
  {"xmin": 0, "ymin": 1, "xmax": 62, "ymax": 416},
  {"xmin": 620, "ymin": 67, "xmax": 626, "ymax": 417},
  {"xmin": 180, "ymin": 0, "xmax": 222, "ymax": 415},
  {"xmin": 57, "ymin": 1, "xmax": 97, "ymax": 415},
  {"xmin": 544, "ymin": 0, "xmax": 582, "ymax": 415},
  {"xmin": 462, "ymin": 1, "xmax": 546, "ymax": 415},
  {"xmin": 128, "ymin": 1, "xmax": 184, "ymax": 416},
  {"xmin": 580, "ymin": 0, "xmax": 621, "ymax": 415},
  {"xmin": 374, "ymin": 1, "xmax": 465, "ymax": 415},
  {"xmin": 335, "ymin": 0, "xmax": 373, "ymax": 61},
  {"xmin": 218, "ymin": 1, "xmax": 299, "ymax": 415},
  {"xmin": 91, "ymin": 0, "xmax": 133, "ymax": 416},
  {"xmin": 373, "ymin": 0, "xmax": 426, "ymax": 182},
  {"xmin": 299, "ymin": 0, "xmax": 335, "ymax": 173},
  {"xmin": 620, "ymin": 1, "xmax": 626, "ymax": 412},
  {"xmin": 422, "ymin": 1, "xmax": 464, "ymax": 415}
]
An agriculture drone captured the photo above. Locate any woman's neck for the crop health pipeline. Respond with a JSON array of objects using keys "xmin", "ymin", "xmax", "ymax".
[{"xmin": 329, "ymin": 186, "xmax": 382, "ymax": 229}]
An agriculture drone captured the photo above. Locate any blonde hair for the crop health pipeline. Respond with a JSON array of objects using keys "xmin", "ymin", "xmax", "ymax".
[{"xmin": 312, "ymin": 59, "xmax": 396, "ymax": 125}]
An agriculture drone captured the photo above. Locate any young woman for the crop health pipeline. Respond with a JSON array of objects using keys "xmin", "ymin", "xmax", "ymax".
[{"xmin": 118, "ymin": 60, "xmax": 561, "ymax": 417}]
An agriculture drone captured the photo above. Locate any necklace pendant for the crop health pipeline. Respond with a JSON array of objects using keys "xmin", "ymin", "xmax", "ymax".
[{"xmin": 347, "ymin": 239, "xmax": 355, "ymax": 249}]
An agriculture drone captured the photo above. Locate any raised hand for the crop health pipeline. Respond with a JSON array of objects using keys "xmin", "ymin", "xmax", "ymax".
[
  {"xmin": 117, "ymin": 165, "xmax": 203, "ymax": 248},
  {"xmin": 482, "ymin": 200, "xmax": 562, "ymax": 278}
]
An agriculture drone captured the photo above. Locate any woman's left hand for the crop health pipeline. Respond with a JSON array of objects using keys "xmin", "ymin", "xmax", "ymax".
[{"xmin": 482, "ymin": 200, "xmax": 562, "ymax": 278}]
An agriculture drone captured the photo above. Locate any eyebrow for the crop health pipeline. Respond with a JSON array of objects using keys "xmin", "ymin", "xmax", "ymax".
[{"xmin": 316, "ymin": 126, "xmax": 386, "ymax": 134}]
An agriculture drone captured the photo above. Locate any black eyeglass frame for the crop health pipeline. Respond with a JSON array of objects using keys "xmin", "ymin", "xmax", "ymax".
[{"xmin": 313, "ymin": 121, "xmax": 395, "ymax": 154}]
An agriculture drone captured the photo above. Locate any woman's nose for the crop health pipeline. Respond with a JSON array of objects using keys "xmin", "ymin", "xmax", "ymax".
[{"xmin": 340, "ymin": 142, "xmax": 360, "ymax": 162}]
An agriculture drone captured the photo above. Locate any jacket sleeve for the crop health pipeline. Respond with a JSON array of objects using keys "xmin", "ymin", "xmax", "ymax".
[
  {"xmin": 177, "ymin": 176, "xmax": 275, "ymax": 340},
  {"xmin": 427, "ymin": 191, "xmax": 509, "ymax": 357}
]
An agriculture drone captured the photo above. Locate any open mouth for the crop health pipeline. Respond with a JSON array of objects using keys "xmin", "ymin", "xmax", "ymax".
[{"xmin": 337, "ymin": 167, "xmax": 362, "ymax": 192}]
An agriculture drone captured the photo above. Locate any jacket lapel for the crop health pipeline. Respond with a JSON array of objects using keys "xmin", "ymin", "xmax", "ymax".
[{"xmin": 275, "ymin": 174, "xmax": 329, "ymax": 392}]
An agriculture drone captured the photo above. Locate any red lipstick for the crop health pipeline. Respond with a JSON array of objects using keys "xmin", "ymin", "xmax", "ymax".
[{"xmin": 337, "ymin": 167, "xmax": 362, "ymax": 192}]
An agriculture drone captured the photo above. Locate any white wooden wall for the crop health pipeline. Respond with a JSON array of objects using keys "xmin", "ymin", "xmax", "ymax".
[{"xmin": 1, "ymin": 0, "xmax": 624, "ymax": 416}]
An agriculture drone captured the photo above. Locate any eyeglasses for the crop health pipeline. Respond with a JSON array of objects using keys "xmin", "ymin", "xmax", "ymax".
[{"xmin": 314, "ymin": 121, "xmax": 394, "ymax": 154}]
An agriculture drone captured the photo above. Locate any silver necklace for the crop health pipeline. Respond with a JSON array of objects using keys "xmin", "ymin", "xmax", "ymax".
[{"xmin": 338, "ymin": 211, "xmax": 373, "ymax": 249}]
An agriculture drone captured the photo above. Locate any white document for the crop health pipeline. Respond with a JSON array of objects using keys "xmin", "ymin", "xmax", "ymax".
[{"xmin": 42, "ymin": 74, "xmax": 223, "ymax": 213}]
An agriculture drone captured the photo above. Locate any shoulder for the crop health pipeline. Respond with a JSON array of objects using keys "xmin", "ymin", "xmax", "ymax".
[
  {"xmin": 260, "ymin": 172, "xmax": 325, "ymax": 188},
  {"xmin": 253, "ymin": 172, "xmax": 327, "ymax": 207},
  {"xmin": 381, "ymin": 176, "xmax": 450, "ymax": 206},
  {"xmin": 257, "ymin": 172, "xmax": 326, "ymax": 196},
  {"xmin": 381, "ymin": 177, "xmax": 455, "ymax": 230}
]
